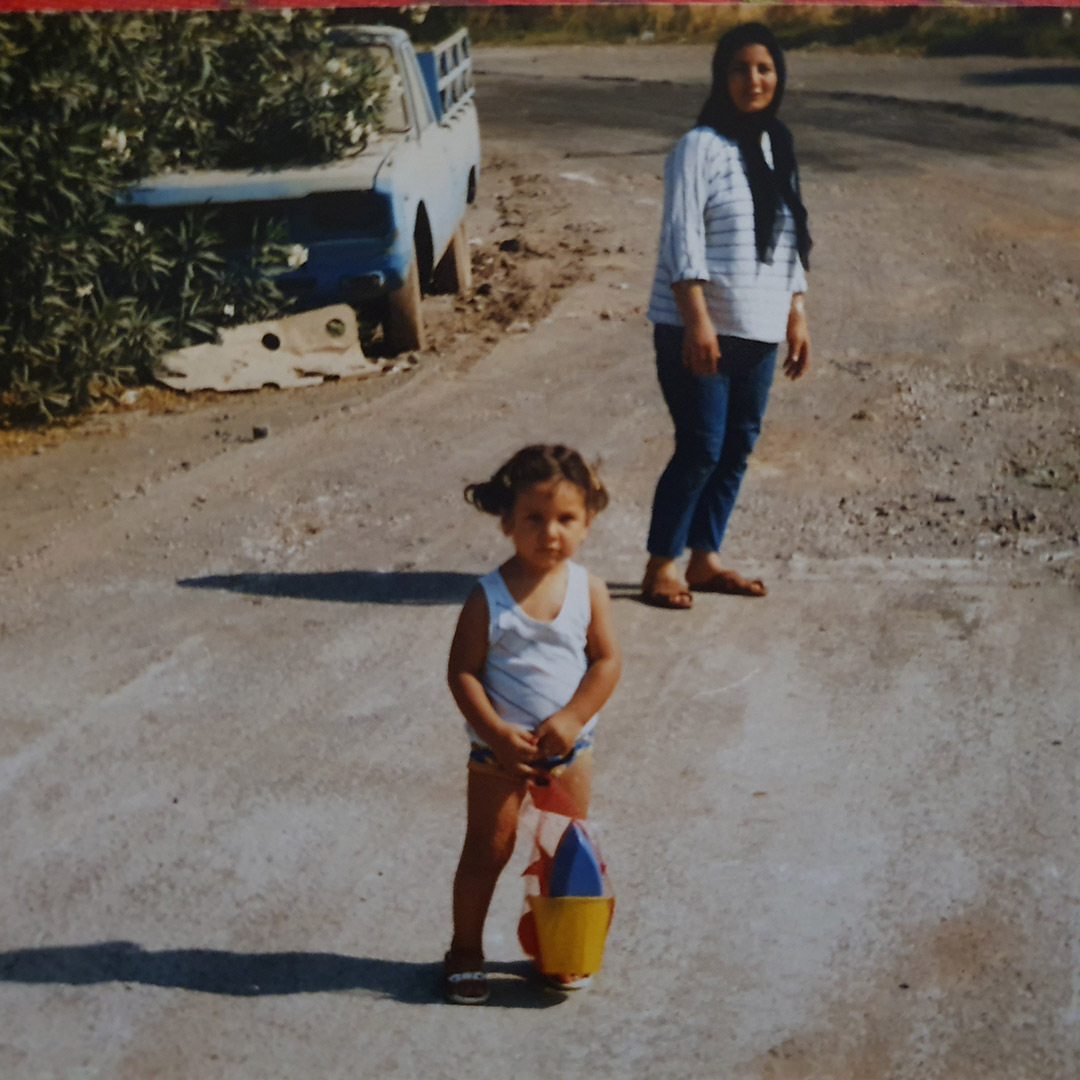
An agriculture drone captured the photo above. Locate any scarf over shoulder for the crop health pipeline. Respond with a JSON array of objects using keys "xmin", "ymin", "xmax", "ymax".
[{"xmin": 696, "ymin": 23, "xmax": 812, "ymax": 271}]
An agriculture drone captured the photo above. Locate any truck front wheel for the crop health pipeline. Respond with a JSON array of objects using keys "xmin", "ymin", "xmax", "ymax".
[
  {"xmin": 385, "ymin": 246, "xmax": 426, "ymax": 354},
  {"xmin": 431, "ymin": 222, "xmax": 472, "ymax": 296}
]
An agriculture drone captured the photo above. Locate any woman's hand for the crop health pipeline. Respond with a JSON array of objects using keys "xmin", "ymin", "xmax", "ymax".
[
  {"xmin": 671, "ymin": 280, "xmax": 721, "ymax": 376},
  {"xmin": 683, "ymin": 316, "xmax": 722, "ymax": 376},
  {"xmin": 784, "ymin": 297, "xmax": 810, "ymax": 380}
]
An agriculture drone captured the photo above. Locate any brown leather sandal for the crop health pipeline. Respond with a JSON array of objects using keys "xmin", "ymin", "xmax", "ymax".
[
  {"xmin": 638, "ymin": 584, "xmax": 693, "ymax": 610},
  {"xmin": 687, "ymin": 570, "xmax": 767, "ymax": 597}
]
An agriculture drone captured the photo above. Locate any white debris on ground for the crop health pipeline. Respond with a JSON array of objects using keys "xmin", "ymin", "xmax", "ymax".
[{"xmin": 155, "ymin": 305, "xmax": 382, "ymax": 392}]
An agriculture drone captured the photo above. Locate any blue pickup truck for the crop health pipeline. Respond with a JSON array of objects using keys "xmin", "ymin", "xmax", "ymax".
[{"xmin": 121, "ymin": 26, "xmax": 480, "ymax": 353}]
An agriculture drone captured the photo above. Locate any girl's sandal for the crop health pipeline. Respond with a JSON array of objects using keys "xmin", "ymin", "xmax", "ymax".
[{"xmin": 442, "ymin": 953, "xmax": 489, "ymax": 1005}]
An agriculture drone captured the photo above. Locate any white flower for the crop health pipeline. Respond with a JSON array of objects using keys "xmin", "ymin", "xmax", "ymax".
[
  {"xmin": 280, "ymin": 7, "xmax": 294, "ymax": 21},
  {"xmin": 76, "ymin": 283, "xmax": 93, "ymax": 298},
  {"xmin": 343, "ymin": 111, "xmax": 367, "ymax": 146},
  {"xmin": 223, "ymin": 303, "xmax": 235, "ymax": 317},
  {"xmin": 133, "ymin": 220, "xmax": 145, "ymax": 235},
  {"xmin": 409, "ymin": 4, "xmax": 430, "ymax": 24},
  {"xmin": 286, "ymin": 244, "xmax": 309, "ymax": 269},
  {"xmin": 101, "ymin": 126, "xmax": 127, "ymax": 155},
  {"xmin": 319, "ymin": 80, "xmax": 331, "ymax": 98},
  {"xmin": 325, "ymin": 58, "xmax": 342, "ymax": 75}
]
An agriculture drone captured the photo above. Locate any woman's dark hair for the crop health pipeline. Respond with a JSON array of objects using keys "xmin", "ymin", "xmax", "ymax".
[
  {"xmin": 696, "ymin": 22, "xmax": 811, "ymax": 271},
  {"xmin": 465, "ymin": 444, "xmax": 609, "ymax": 518},
  {"xmin": 698, "ymin": 21, "xmax": 787, "ymax": 132}
]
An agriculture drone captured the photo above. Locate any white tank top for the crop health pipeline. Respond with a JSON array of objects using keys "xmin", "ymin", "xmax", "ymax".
[{"xmin": 467, "ymin": 561, "xmax": 596, "ymax": 741}]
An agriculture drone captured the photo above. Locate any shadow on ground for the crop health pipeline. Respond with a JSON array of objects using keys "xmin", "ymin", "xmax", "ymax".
[
  {"xmin": 177, "ymin": 570, "xmax": 476, "ymax": 605},
  {"xmin": 0, "ymin": 942, "xmax": 560, "ymax": 1008},
  {"xmin": 964, "ymin": 66, "xmax": 1080, "ymax": 86},
  {"xmin": 180, "ymin": 572, "xmax": 649, "ymax": 606}
]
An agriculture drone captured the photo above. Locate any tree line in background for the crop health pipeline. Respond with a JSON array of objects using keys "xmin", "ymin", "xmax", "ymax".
[
  {"xmin": 408, "ymin": 4, "xmax": 1079, "ymax": 55},
  {"xmin": 0, "ymin": 10, "xmax": 383, "ymax": 424}
]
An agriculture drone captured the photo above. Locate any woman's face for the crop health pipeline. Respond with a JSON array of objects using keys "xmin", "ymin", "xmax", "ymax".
[{"xmin": 726, "ymin": 43, "xmax": 778, "ymax": 114}]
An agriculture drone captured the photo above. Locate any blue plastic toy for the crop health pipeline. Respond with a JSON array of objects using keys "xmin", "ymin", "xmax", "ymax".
[{"xmin": 548, "ymin": 822, "xmax": 604, "ymax": 898}]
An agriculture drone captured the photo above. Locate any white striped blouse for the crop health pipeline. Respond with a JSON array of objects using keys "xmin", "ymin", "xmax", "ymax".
[{"xmin": 647, "ymin": 126, "xmax": 808, "ymax": 344}]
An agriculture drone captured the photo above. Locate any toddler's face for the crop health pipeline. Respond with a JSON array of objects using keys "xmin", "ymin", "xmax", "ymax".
[{"xmin": 502, "ymin": 479, "xmax": 591, "ymax": 572}]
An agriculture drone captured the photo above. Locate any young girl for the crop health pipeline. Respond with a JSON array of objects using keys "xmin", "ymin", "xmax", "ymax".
[{"xmin": 444, "ymin": 444, "xmax": 622, "ymax": 1005}]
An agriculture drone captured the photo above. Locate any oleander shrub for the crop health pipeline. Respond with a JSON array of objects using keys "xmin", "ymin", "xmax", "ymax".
[{"xmin": 0, "ymin": 10, "xmax": 383, "ymax": 423}]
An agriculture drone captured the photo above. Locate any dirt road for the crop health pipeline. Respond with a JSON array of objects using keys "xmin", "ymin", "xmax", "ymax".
[{"xmin": 2, "ymin": 48, "xmax": 1078, "ymax": 1079}]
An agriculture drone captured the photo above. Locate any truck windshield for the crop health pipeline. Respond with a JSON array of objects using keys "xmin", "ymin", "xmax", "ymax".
[{"xmin": 341, "ymin": 44, "xmax": 411, "ymax": 134}]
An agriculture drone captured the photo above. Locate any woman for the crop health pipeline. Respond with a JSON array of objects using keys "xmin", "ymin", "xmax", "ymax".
[{"xmin": 641, "ymin": 22, "xmax": 812, "ymax": 610}]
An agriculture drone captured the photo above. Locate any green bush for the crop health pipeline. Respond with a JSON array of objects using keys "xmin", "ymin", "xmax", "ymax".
[{"xmin": 0, "ymin": 11, "xmax": 383, "ymax": 423}]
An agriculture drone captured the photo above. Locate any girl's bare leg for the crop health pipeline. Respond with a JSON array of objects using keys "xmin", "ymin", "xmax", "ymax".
[
  {"xmin": 551, "ymin": 752, "xmax": 591, "ymax": 819},
  {"xmin": 448, "ymin": 769, "xmax": 527, "ymax": 967}
]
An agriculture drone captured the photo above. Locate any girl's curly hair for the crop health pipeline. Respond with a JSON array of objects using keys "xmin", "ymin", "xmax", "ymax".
[{"xmin": 464, "ymin": 444, "xmax": 609, "ymax": 518}]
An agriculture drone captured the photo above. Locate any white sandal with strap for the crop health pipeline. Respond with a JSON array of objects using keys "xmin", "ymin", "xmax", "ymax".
[{"xmin": 443, "ymin": 967, "xmax": 489, "ymax": 1005}]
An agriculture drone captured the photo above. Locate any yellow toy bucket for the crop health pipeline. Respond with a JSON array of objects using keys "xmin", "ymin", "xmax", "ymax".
[{"xmin": 527, "ymin": 896, "xmax": 614, "ymax": 976}]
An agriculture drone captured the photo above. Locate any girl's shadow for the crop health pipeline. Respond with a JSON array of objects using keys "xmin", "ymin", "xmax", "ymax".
[
  {"xmin": 0, "ymin": 942, "xmax": 560, "ymax": 1009},
  {"xmin": 179, "ymin": 572, "xmax": 644, "ymax": 606},
  {"xmin": 177, "ymin": 570, "xmax": 476, "ymax": 605}
]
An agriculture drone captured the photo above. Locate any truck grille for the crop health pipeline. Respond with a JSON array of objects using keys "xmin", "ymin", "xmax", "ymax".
[{"xmin": 126, "ymin": 190, "xmax": 392, "ymax": 246}]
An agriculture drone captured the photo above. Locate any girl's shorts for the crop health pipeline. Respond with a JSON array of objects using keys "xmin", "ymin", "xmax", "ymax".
[{"xmin": 468, "ymin": 725, "xmax": 595, "ymax": 778}]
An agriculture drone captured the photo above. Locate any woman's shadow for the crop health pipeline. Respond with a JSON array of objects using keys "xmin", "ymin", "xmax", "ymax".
[{"xmin": 0, "ymin": 941, "xmax": 559, "ymax": 1008}]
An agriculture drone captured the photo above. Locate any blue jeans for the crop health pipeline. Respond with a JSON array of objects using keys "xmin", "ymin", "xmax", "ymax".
[{"xmin": 647, "ymin": 323, "xmax": 778, "ymax": 559}]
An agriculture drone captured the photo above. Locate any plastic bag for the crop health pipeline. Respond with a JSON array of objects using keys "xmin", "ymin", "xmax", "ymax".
[{"xmin": 517, "ymin": 778, "xmax": 615, "ymax": 976}]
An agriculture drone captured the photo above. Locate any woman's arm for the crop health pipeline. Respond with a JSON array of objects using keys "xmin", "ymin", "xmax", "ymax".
[
  {"xmin": 663, "ymin": 131, "xmax": 722, "ymax": 377},
  {"xmin": 535, "ymin": 576, "xmax": 622, "ymax": 759},
  {"xmin": 783, "ymin": 291, "xmax": 810, "ymax": 380},
  {"xmin": 672, "ymin": 279, "xmax": 722, "ymax": 377},
  {"xmin": 447, "ymin": 586, "xmax": 540, "ymax": 776}
]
